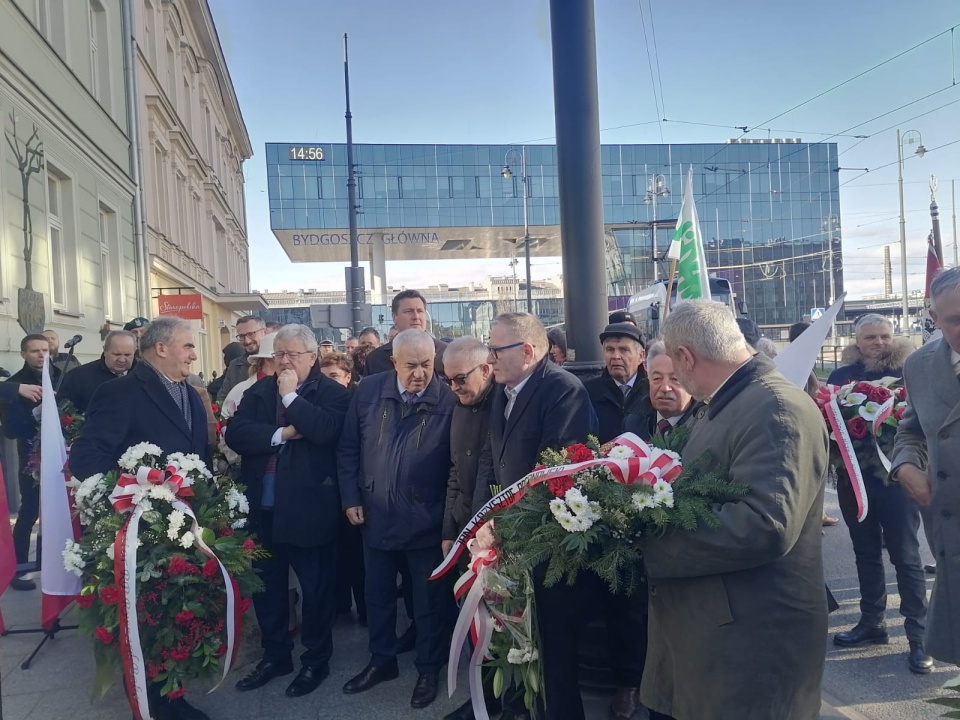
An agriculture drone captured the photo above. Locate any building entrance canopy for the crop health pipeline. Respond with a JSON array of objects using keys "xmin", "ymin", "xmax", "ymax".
[{"xmin": 274, "ymin": 225, "xmax": 562, "ymax": 262}]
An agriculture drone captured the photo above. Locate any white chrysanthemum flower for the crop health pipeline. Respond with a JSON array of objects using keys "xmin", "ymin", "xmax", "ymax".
[
  {"xmin": 105, "ymin": 542, "xmax": 116, "ymax": 561},
  {"xmin": 148, "ymin": 485, "xmax": 176, "ymax": 503},
  {"xmin": 607, "ymin": 445, "xmax": 635, "ymax": 459},
  {"xmin": 167, "ymin": 510, "xmax": 186, "ymax": 541},
  {"xmin": 231, "ymin": 518, "xmax": 247, "ymax": 529},
  {"xmin": 632, "ymin": 491, "xmax": 655, "ymax": 511},
  {"xmin": 179, "ymin": 531, "xmax": 195, "ymax": 549},
  {"xmin": 567, "ymin": 496, "xmax": 588, "ymax": 516},
  {"xmin": 226, "ymin": 487, "xmax": 249, "ymax": 515},
  {"xmin": 62, "ymin": 539, "xmax": 85, "ymax": 577},
  {"xmin": 556, "ymin": 513, "xmax": 577, "ymax": 532},
  {"xmin": 653, "ymin": 491, "xmax": 675, "ymax": 509},
  {"xmin": 507, "ymin": 648, "xmax": 525, "ymax": 664},
  {"xmin": 651, "ymin": 479, "xmax": 672, "ymax": 496},
  {"xmin": 119, "ymin": 443, "xmax": 162, "ymax": 470},
  {"xmin": 564, "ymin": 487, "xmax": 586, "ymax": 504},
  {"xmin": 522, "ymin": 647, "xmax": 539, "ymax": 663},
  {"xmin": 548, "ymin": 498, "xmax": 567, "ymax": 516}
]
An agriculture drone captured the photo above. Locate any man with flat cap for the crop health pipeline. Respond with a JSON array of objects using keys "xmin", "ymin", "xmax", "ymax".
[{"xmin": 584, "ymin": 323, "xmax": 648, "ymax": 444}]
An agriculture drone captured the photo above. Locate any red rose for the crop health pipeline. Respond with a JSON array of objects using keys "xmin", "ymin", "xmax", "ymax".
[
  {"xmin": 175, "ymin": 610, "xmax": 195, "ymax": 625},
  {"xmin": 220, "ymin": 527, "xmax": 235, "ymax": 537},
  {"xmin": 165, "ymin": 687, "xmax": 186, "ymax": 700},
  {"xmin": 94, "ymin": 626, "xmax": 114, "ymax": 645},
  {"xmin": 99, "ymin": 585, "xmax": 120, "ymax": 604},
  {"xmin": 564, "ymin": 444, "xmax": 594, "ymax": 464},
  {"xmin": 896, "ymin": 386, "xmax": 908, "ymax": 401},
  {"xmin": 76, "ymin": 593, "xmax": 95, "ymax": 609},
  {"xmin": 895, "ymin": 407, "xmax": 905, "ymax": 421},
  {"xmin": 242, "ymin": 538, "xmax": 256, "ymax": 552},
  {"xmin": 202, "ymin": 558, "xmax": 219, "ymax": 579},
  {"xmin": 211, "ymin": 403, "xmax": 220, "ymax": 414},
  {"xmin": 62, "ymin": 415, "xmax": 74, "ymax": 427},
  {"xmin": 853, "ymin": 382, "xmax": 874, "ymax": 395},
  {"xmin": 547, "ymin": 476, "xmax": 575, "ymax": 498},
  {"xmin": 847, "ymin": 417, "xmax": 868, "ymax": 439},
  {"xmin": 868, "ymin": 386, "xmax": 892, "ymax": 403},
  {"xmin": 239, "ymin": 597, "xmax": 252, "ymax": 613}
]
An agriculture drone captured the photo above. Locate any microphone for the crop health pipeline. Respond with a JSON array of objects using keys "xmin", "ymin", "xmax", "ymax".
[{"xmin": 64, "ymin": 334, "xmax": 83, "ymax": 349}]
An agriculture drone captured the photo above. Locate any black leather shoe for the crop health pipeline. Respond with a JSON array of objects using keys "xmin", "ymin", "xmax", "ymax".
[
  {"xmin": 833, "ymin": 622, "xmax": 889, "ymax": 647},
  {"xmin": 342, "ymin": 662, "xmax": 400, "ymax": 694},
  {"xmin": 286, "ymin": 663, "xmax": 329, "ymax": 697},
  {"xmin": 410, "ymin": 672, "xmax": 439, "ymax": 709},
  {"xmin": 154, "ymin": 697, "xmax": 211, "ymax": 720},
  {"xmin": 924, "ymin": 563, "xmax": 937, "ymax": 575},
  {"xmin": 235, "ymin": 658, "xmax": 294, "ymax": 691},
  {"xmin": 397, "ymin": 622, "xmax": 417, "ymax": 654},
  {"xmin": 10, "ymin": 577, "xmax": 36, "ymax": 591},
  {"xmin": 908, "ymin": 641, "xmax": 933, "ymax": 674}
]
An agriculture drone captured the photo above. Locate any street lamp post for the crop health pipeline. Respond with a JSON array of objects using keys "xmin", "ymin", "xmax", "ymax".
[
  {"xmin": 644, "ymin": 174, "xmax": 670, "ymax": 281},
  {"xmin": 897, "ymin": 129, "xmax": 926, "ymax": 335},
  {"xmin": 822, "ymin": 214, "xmax": 839, "ymax": 341},
  {"xmin": 502, "ymin": 148, "xmax": 532, "ymax": 313}
]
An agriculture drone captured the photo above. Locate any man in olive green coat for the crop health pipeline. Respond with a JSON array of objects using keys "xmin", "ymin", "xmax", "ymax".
[{"xmin": 639, "ymin": 301, "xmax": 829, "ymax": 720}]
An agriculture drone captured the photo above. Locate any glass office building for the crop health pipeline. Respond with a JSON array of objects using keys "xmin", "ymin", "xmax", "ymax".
[{"xmin": 266, "ymin": 141, "xmax": 842, "ymax": 326}]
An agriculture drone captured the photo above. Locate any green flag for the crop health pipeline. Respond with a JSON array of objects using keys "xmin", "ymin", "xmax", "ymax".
[{"xmin": 672, "ymin": 167, "xmax": 711, "ymax": 300}]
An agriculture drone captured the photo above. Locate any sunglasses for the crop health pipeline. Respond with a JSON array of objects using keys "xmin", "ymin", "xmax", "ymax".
[{"xmin": 442, "ymin": 365, "xmax": 481, "ymax": 387}]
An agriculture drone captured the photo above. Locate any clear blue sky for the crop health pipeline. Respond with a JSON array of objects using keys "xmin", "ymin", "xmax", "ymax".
[{"xmin": 208, "ymin": 0, "xmax": 960, "ymax": 299}]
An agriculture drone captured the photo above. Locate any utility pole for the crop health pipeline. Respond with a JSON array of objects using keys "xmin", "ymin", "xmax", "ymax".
[{"xmin": 343, "ymin": 33, "xmax": 363, "ymax": 336}]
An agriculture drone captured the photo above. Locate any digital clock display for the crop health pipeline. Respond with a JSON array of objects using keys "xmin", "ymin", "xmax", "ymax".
[{"xmin": 288, "ymin": 146, "xmax": 325, "ymax": 161}]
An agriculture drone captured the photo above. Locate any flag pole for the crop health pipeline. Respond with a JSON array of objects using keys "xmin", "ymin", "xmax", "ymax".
[{"xmin": 663, "ymin": 241, "xmax": 681, "ymax": 320}]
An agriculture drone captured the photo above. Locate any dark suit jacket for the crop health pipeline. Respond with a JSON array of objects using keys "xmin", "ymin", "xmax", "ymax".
[
  {"xmin": 364, "ymin": 336, "xmax": 448, "ymax": 377},
  {"xmin": 623, "ymin": 395, "xmax": 697, "ymax": 442},
  {"xmin": 69, "ymin": 361, "xmax": 210, "ymax": 479},
  {"xmin": 583, "ymin": 369, "xmax": 649, "ymax": 443},
  {"xmin": 57, "ymin": 357, "xmax": 128, "ymax": 414},
  {"xmin": 473, "ymin": 358, "xmax": 597, "ymax": 512},
  {"xmin": 0, "ymin": 381, "xmax": 36, "ymax": 443}
]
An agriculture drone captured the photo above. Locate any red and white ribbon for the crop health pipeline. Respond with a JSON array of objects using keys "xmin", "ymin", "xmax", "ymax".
[
  {"xmin": 872, "ymin": 397, "xmax": 896, "ymax": 473},
  {"xmin": 430, "ymin": 433, "xmax": 681, "ymax": 580},
  {"xmin": 447, "ymin": 540, "xmax": 499, "ymax": 720},
  {"xmin": 816, "ymin": 387, "xmax": 869, "ymax": 522},
  {"xmin": 110, "ymin": 463, "xmax": 240, "ymax": 720}
]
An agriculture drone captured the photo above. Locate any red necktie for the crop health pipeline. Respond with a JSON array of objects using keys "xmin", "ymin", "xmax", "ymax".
[{"xmin": 657, "ymin": 418, "xmax": 672, "ymax": 437}]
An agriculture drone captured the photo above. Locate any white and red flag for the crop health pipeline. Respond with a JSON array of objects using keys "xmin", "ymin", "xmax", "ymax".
[
  {"xmin": 0, "ymin": 462, "xmax": 15, "ymax": 632},
  {"xmin": 922, "ymin": 230, "xmax": 943, "ymax": 345}
]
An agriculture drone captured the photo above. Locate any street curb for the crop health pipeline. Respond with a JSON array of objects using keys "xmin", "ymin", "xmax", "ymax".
[{"xmin": 822, "ymin": 691, "xmax": 874, "ymax": 720}]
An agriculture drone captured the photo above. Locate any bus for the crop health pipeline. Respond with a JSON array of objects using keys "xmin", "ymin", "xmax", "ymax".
[{"xmin": 627, "ymin": 276, "xmax": 744, "ymax": 339}]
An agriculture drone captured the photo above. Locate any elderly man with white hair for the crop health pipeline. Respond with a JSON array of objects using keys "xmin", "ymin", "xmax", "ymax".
[
  {"xmin": 339, "ymin": 329, "xmax": 457, "ymax": 710},
  {"xmin": 638, "ymin": 300, "xmax": 828, "ymax": 720}
]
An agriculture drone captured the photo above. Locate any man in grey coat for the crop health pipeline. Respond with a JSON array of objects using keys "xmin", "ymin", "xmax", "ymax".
[
  {"xmin": 639, "ymin": 301, "xmax": 829, "ymax": 720},
  {"xmin": 891, "ymin": 266, "xmax": 960, "ymax": 666}
]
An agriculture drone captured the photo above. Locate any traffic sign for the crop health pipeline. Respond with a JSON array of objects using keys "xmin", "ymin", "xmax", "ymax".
[{"xmin": 810, "ymin": 308, "xmax": 825, "ymax": 320}]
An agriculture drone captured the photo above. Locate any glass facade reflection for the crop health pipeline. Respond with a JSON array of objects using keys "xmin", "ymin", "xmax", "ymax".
[{"xmin": 266, "ymin": 141, "xmax": 842, "ymax": 326}]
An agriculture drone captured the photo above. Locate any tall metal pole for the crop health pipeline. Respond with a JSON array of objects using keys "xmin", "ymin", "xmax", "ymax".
[
  {"xmin": 521, "ymin": 147, "xmax": 532, "ymax": 313},
  {"xmin": 549, "ymin": 0, "xmax": 607, "ymax": 370},
  {"xmin": 953, "ymin": 179, "xmax": 959, "ymax": 267},
  {"xmin": 824, "ymin": 215, "xmax": 837, "ymax": 342},
  {"xmin": 650, "ymin": 190, "xmax": 658, "ymax": 281},
  {"xmin": 343, "ymin": 33, "xmax": 363, "ymax": 336},
  {"xmin": 897, "ymin": 129, "xmax": 909, "ymax": 335},
  {"xmin": 931, "ymin": 175, "xmax": 944, "ymax": 265}
]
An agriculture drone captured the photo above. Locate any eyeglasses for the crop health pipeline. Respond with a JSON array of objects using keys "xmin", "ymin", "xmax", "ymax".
[
  {"xmin": 442, "ymin": 365, "xmax": 481, "ymax": 387},
  {"xmin": 236, "ymin": 330, "xmax": 263, "ymax": 341},
  {"xmin": 272, "ymin": 351, "xmax": 313, "ymax": 360},
  {"xmin": 486, "ymin": 341, "xmax": 525, "ymax": 359}
]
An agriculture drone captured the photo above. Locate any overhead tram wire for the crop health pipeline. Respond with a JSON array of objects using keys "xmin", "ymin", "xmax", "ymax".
[
  {"xmin": 646, "ymin": 0, "xmax": 668, "ymax": 121},
  {"xmin": 637, "ymin": 0, "xmax": 664, "ymax": 143},
  {"xmin": 840, "ymin": 137, "xmax": 960, "ymax": 188},
  {"xmin": 838, "ymin": 91, "xmax": 960, "ymax": 157},
  {"xmin": 662, "ymin": 118, "xmax": 867, "ymax": 139}
]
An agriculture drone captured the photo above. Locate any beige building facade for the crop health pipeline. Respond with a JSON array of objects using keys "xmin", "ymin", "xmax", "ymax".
[
  {"xmin": 134, "ymin": 0, "xmax": 262, "ymax": 377},
  {"xmin": 0, "ymin": 0, "xmax": 141, "ymax": 370}
]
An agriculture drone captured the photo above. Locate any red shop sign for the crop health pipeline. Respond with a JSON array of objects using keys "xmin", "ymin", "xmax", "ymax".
[{"xmin": 157, "ymin": 293, "xmax": 203, "ymax": 320}]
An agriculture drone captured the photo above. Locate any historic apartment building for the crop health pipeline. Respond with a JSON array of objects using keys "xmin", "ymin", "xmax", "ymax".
[
  {"xmin": 0, "ymin": 0, "xmax": 141, "ymax": 370},
  {"xmin": 135, "ymin": 0, "xmax": 263, "ymax": 374}
]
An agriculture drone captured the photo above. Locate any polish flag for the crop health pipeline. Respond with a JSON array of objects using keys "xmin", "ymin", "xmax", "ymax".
[
  {"xmin": 922, "ymin": 231, "xmax": 943, "ymax": 345},
  {"xmin": 39, "ymin": 354, "xmax": 80, "ymax": 629},
  {"xmin": 0, "ymin": 463, "xmax": 15, "ymax": 633}
]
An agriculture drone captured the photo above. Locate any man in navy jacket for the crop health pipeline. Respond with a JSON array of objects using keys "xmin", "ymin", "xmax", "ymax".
[{"xmin": 339, "ymin": 330, "xmax": 456, "ymax": 710}]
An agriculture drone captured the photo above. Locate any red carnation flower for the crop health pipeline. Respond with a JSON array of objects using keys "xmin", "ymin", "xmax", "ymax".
[
  {"xmin": 547, "ymin": 476, "xmax": 575, "ymax": 498},
  {"xmin": 175, "ymin": 610, "xmax": 195, "ymax": 625},
  {"xmin": 99, "ymin": 585, "xmax": 120, "ymax": 605},
  {"xmin": 239, "ymin": 597, "xmax": 252, "ymax": 613},
  {"xmin": 242, "ymin": 538, "xmax": 256, "ymax": 552},
  {"xmin": 147, "ymin": 663, "xmax": 164, "ymax": 680},
  {"xmin": 168, "ymin": 556, "xmax": 189, "ymax": 575},
  {"xmin": 214, "ymin": 643, "xmax": 227, "ymax": 657},
  {"xmin": 94, "ymin": 626, "xmax": 114, "ymax": 645},
  {"xmin": 564, "ymin": 444, "xmax": 594, "ymax": 464},
  {"xmin": 76, "ymin": 593, "xmax": 95, "ymax": 609},
  {"xmin": 165, "ymin": 687, "xmax": 186, "ymax": 700},
  {"xmin": 220, "ymin": 527, "xmax": 235, "ymax": 537},
  {"xmin": 62, "ymin": 415, "xmax": 74, "ymax": 427},
  {"xmin": 169, "ymin": 648, "xmax": 190, "ymax": 662},
  {"xmin": 533, "ymin": 464, "xmax": 547, "ymax": 472},
  {"xmin": 202, "ymin": 558, "xmax": 219, "ymax": 579},
  {"xmin": 847, "ymin": 417, "xmax": 868, "ymax": 439}
]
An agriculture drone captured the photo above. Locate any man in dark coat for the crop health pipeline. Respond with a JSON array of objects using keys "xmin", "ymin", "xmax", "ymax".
[
  {"xmin": 639, "ymin": 300, "xmax": 828, "ymax": 720},
  {"xmin": 41, "ymin": 329, "xmax": 81, "ymax": 375},
  {"xmin": 4, "ymin": 335, "xmax": 59, "ymax": 591},
  {"xmin": 58, "ymin": 330, "xmax": 137, "ymax": 413},
  {"xmin": 891, "ymin": 266, "xmax": 960, "ymax": 666},
  {"xmin": 624, "ymin": 343, "xmax": 696, "ymax": 441},
  {"xmin": 68, "ymin": 317, "xmax": 211, "ymax": 720},
  {"xmin": 473, "ymin": 313, "xmax": 598, "ymax": 720},
  {"xmin": 364, "ymin": 290, "xmax": 447, "ymax": 377},
  {"xmin": 339, "ymin": 329, "xmax": 456, "ymax": 710},
  {"xmin": 206, "ymin": 341, "xmax": 244, "ymax": 401},
  {"xmin": 583, "ymin": 323, "xmax": 648, "ymax": 444},
  {"xmin": 217, "ymin": 316, "xmax": 266, "ymax": 403},
  {"xmin": 226, "ymin": 324, "xmax": 351, "ymax": 699},
  {"xmin": 827, "ymin": 314, "xmax": 931, "ymax": 673}
]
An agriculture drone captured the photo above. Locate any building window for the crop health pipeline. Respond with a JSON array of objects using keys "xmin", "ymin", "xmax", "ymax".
[
  {"xmin": 165, "ymin": 40, "xmax": 177, "ymax": 110},
  {"xmin": 37, "ymin": 0, "xmax": 67, "ymax": 58},
  {"xmin": 88, "ymin": 0, "xmax": 111, "ymax": 110},
  {"xmin": 153, "ymin": 145, "xmax": 168, "ymax": 231},
  {"xmin": 214, "ymin": 218, "xmax": 227, "ymax": 289},
  {"xmin": 143, "ymin": 0, "xmax": 157, "ymax": 68},
  {"xmin": 45, "ymin": 164, "xmax": 78, "ymax": 311},
  {"xmin": 182, "ymin": 74, "xmax": 193, "ymax": 133},
  {"xmin": 175, "ymin": 171, "xmax": 188, "ymax": 254},
  {"xmin": 98, "ymin": 203, "xmax": 123, "ymax": 321}
]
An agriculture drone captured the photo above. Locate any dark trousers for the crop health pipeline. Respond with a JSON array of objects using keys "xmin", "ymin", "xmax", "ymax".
[
  {"xmin": 364, "ymin": 543, "xmax": 447, "ymax": 674},
  {"xmin": 336, "ymin": 516, "xmax": 366, "ymax": 618},
  {"xmin": 13, "ymin": 462, "xmax": 39, "ymax": 573},
  {"xmin": 531, "ymin": 570, "xmax": 650, "ymax": 719},
  {"xmin": 838, "ymin": 472, "xmax": 927, "ymax": 641},
  {"xmin": 252, "ymin": 512, "xmax": 337, "ymax": 668}
]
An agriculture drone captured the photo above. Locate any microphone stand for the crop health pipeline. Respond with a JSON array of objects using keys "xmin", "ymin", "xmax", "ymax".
[{"xmin": 53, "ymin": 344, "xmax": 78, "ymax": 393}]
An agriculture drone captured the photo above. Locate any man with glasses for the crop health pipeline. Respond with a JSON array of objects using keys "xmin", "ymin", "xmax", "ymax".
[
  {"xmin": 226, "ymin": 324, "xmax": 351, "ymax": 699},
  {"xmin": 472, "ymin": 312, "xmax": 597, "ymax": 720},
  {"xmin": 217, "ymin": 315, "xmax": 267, "ymax": 403},
  {"xmin": 365, "ymin": 290, "xmax": 447, "ymax": 377},
  {"xmin": 339, "ymin": 330, "xmax": 456, "ymax": 710}
]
